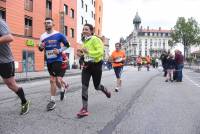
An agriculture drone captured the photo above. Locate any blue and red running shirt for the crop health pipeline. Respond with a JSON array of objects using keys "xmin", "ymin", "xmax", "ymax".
[{"xmin": 40, "ymin": 30, "xmax": 70, "ymax": 64}]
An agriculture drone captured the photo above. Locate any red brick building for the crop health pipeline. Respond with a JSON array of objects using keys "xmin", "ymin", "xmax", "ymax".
[{"xmin": 0, "ymin": 0, "xmax": 77, "ymax": 72}]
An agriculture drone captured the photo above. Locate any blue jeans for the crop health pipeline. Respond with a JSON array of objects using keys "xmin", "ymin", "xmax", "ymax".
[{"xmin": 177, "ymin": 64, "xmax": 184, "ymax": 81}]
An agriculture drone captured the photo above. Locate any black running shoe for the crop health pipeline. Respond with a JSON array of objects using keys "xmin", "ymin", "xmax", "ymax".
[
  {"xmin": 102, "ymin": 87, "xmax": 111, "ymax": 98},
  {"xmin": 47, "ymin": 101, "xmax": 56, "ymax": 111}
]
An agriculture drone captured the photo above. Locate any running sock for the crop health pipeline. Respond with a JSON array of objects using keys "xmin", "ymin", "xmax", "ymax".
[
  {"xmin": 16, "ymin": 87, "xmax": 27, "ymax": 105},
  {"xmin": 50, "ymin": 96, "xmax": 56, "ymax": 102},
  {"xmin": 60, "ymin": 87, "xmax": 64, "ymax": 92}
]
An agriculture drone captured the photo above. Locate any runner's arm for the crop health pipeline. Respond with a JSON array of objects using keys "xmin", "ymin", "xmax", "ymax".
[
  {"xmin": 59, "ymin": 34, "xmax": 70, "ymax": 53},
  {"xmin": 38, "ymin": 37, "xmax": 45, "ymax": 52},
  {"xmin": 0, "ymin": 34, "xmax": 14, "ymax": 45},
  {"xmin": 0, "ymin": 20, "xmax": 14, "ymax": 45}
]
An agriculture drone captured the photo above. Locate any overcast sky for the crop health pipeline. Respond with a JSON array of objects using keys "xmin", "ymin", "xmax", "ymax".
[{"xmin": 102, "ymin": 0, "xmax": 200, "ymax": 52}]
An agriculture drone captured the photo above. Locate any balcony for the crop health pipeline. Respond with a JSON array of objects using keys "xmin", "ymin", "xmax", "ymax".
[
  {"xmin": 24, "ymin": 26, "xmax": 32, "ymax": 37},
  {"xmin": 24, "ymin": 0, "xmax": 33, "ymax": 11}
]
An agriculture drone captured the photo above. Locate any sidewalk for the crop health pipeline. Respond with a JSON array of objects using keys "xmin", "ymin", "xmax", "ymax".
[{"xmin": 0, "ymin": 69, "xmax": 82, "ymax": 84}]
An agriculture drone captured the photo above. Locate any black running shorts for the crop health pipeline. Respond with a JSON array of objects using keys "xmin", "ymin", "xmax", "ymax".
[
  {"xmin": 113, "ymin": 66, "xmax": 123, "ymax": 79},
  {"xmin": 47, "ymin": 61, "xmax": 62, "ymax": 77},
  {"xmin": 60, "ymin": 69, "xmax": 66, "ymax": 77},
  {"xmin": 0, "ymin": 61, "xmax": 15, "ymax": 79}
]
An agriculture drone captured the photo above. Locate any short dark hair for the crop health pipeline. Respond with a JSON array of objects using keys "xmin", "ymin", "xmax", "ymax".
[
  {"xmin": 115, "ymin": 42, "xmax": 121, "ymax": 47},
  {"xmin": 45, "ymin": 17, "xmax": 53, "ymax": 21},
  {"xmin": 84, "ymin": 23, "xmax": 94, "ymax": 35}
]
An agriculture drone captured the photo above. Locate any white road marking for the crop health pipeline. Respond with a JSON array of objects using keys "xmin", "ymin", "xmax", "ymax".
[{"xmin": 185, "ymin": 74, "xmax": 200, "ymax": 88}]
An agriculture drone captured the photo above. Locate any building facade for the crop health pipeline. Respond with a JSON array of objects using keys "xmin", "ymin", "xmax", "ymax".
[
  {"xmin": 121, "ymin": 12, "xmax": 171, "ymax": 61},
  {"xmin": 94, "ymin": 0, "xmax": 103, "ymax": 36},
  {"xmin": 0, "ymin": 0, "xmax": 77, "ymax": 72},
  {"xmin": 77, "ymin": 0, "xmax": 95, "ymax": 44},
  {"xmin": 101, "ymin": 36, "xmax": 110, "ymax": 60}
]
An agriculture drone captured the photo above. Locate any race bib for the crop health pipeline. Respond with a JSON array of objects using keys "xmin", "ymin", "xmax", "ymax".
[
  {"xmin": 115, "ymin": 57, "xmax": 123, "ymax": 62},
  {"xmin": 46, "ymin": 50, "xmax": 57, "ymax": 59},
  {"xmin": 84, "ymin": 55, "xmax": 95, "ymax": 62}
]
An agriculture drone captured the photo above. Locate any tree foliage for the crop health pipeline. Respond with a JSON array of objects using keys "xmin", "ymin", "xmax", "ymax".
[{"xmin": 171, "ymin": 17, "xmax": 200, "ymax": 57}]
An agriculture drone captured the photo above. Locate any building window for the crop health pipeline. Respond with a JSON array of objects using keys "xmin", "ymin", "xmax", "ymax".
[
  {"xmin": 70, "ymin": 28, "xmax": 74, "ymax": 38},
  {"xmin": 94, "ymin": 1, "xmax": 95, "ymax": 7},
  {"xmin": 46, "ymin": 0, "xmax": 52, "ymax": 10},
  {"xmin": 70, "ymin": 8, "xmax": 74, "ymax": 18},
  {"xmin": 81, "ymin": 16, "xmax": 84, "ymax": 25},
  {"xmin": 85, "ymin": 4, "xmax": 87, "ymax": 12},
  {"xmin": 0, "ymin": 9, "xmax": 6, "ymax": 21},
  {"xmin": 98, "ymin": 17, "xmax": 100, "ymax": 24},
  {"xmin": 163, "ymin": 43, "xmax": 165, "ymax": 49},
  {"xmin": 163, "ymin": 39, "xmax": 165, "ymax": 49},
  {"xmin": 64, "ymin": 4, "xmax": 68, "ymax": 15},
  {"xmin": 154, "ymin": 39, "xmax": 157, "ymax": 47},
  {"xmin": 46, "ymin": 0, "xmax": 52, "ymax": 18},
  {"xmin": 139, "ymin": 44, "xmax": 142, "ymax": 49},
  {"xmin": 145, "ymin": 51, "xmax": 147, "ymax": 56},
  {"xmin": 139, "ymin": 51, "xmax": 142, "ymax": 55},
  {"xmin": 91, "ymin": 11, "xmax": 93, "ymax": 18},
  {"xmin": 159, "ymin": 39, "xmax": 161, "ymax": 47},
  {"xmin": 85, "ymin": 20, "xmax": 87, "ymax": 24},
  {"xmin": 25, "ymin": 17, "xmax": 32, "ymax": 37},
  {"xmin": 134, "ymin": 49, "xmax": 136, "ymax": 55},
  {"xmin": 24, "ymin": 0, "xmax": 33, "ymax": 11},
  {"xmin": 81, "ymin": 0, "xmax": 84, "ymax": 8},
  {"xmin": 94, "ymin": 14, "xmax": 95, "ymax": 19},
  {"xmin": 99, "ymin": 6, "xmax": 101, "ymax": 11},
  {"xmin": 92, "ymin": 0, "xmax": 94, "ymax": 5},
  {"xmin": 64, "ymin": 26, "xmax": 68, "ymax": 36}
]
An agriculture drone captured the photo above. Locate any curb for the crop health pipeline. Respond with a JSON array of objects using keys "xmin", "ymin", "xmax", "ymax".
[{"xmin": 0, "ymin": 72, "xmax": 81, "ymax": 85}]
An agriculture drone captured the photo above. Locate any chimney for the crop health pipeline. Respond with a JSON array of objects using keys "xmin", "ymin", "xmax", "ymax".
[
  {"xmin": 147, "ymin": 26, "xmax": 149, "ymax": 30},
  {"xmin": 140, "ymin": 26, "xmax": 143, "ymax": 30},
  {"xmin": 159, "ymin": 27, "xmax": 161, "ymax": 31}
]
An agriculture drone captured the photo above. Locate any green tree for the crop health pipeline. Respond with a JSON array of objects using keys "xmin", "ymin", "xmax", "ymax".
[{"xmin": 170, "ymin": 17, "xmax": 200, "ymax": 58}]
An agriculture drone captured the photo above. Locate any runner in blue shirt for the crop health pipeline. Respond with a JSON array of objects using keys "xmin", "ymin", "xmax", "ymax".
[{"xmin": 38, "ymin": 18, "xmax": 70, "ymax": 111}]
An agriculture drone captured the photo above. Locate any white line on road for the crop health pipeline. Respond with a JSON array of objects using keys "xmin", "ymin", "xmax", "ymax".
[{"xmin": 185, "ymin": 74, "xmax": 200, "ymax": 88}]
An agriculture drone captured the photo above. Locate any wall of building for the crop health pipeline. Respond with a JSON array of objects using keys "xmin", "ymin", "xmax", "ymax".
[
  {"xmin": 95, "ymin": 0, "xmax": 103, "ymax": 36},
  {"xmin": 1, "ymin": 0, "xmax": 78, "ymax": 72},
  {"xmin": 77, "ymin": 0, "xmax": 95, "ymax": 44},
  {"xmin": 123, "ymin": 28, "xmax": 171, "ymax": 58}
]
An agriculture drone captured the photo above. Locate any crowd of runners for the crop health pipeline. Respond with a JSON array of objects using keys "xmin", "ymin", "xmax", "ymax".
[{"xmin": 0, "ymin": 17, "xmax": 184, "ymax": 118}]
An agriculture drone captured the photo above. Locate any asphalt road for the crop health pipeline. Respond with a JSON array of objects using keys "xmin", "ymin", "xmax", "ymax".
[{"xmin": 0, "ymin": 66, "xmax": 200, "ymax": 134}]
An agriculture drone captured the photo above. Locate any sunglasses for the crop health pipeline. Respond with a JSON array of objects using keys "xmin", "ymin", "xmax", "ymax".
[{"xmin": 44, "ymin": 21, "xmax": 53, "ymax": 24}]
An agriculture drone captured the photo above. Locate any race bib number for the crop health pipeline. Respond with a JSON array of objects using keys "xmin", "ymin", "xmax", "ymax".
[
  {"xmin": 84, "ymin": 55, "xmax": 95, "ymax": 62},
  {"xmin": 46, "ymin": 50, "xmax": 57, "ymax": 59}
]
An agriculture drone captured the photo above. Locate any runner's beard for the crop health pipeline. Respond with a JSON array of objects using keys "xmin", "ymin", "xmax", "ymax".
[{"xmin": 45, "ymin": 27, "xmax": 52, "ymax": 32}]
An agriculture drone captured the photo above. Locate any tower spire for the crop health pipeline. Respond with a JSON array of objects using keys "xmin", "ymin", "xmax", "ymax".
[{"xmin": 133, "ymin": 12, "xmax": 141, "ymax": 30}]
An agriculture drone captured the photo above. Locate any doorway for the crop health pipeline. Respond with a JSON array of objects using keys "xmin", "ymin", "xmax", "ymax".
[{"xmin": 22, "ymin": 50, "xmax": 35, "ymax": 72}]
